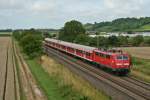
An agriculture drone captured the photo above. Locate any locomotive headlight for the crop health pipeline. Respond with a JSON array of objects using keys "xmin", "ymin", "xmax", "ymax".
[
  {"xmin": 116, "ymin": 63, "xmax": 122, "ymax": 66},
  {"xmin": 124, "ymin": 63, "xmax": 129, "ymax": 65}
]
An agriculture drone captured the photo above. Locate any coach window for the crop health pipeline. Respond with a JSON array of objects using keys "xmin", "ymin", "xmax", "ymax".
[
  {"xmin": 79, "ymin": 50, "xmax": 83, "ymax": 54},
  {"xmin": 76, "ymin": 49, "xmax": 80, "ymax": 53},
  {"xmin": 72, "ymin": 48, "xmax": 74, "ymax": 51},
  {"xmin": 95, "ymin": 52, "xmax": 99, "ymax": 56},
  {"xmin": 70, "ymin": 48, "xmax": 74, "ymax": 52},
  {"xmin": 62, "ymin": 46, "xmax": 64, "ymax": 48},
  {"xmin": 86, "ymin": 52, "xmax": 90, "ymax": 56}
]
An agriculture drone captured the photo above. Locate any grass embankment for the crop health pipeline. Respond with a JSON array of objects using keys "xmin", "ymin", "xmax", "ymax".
[
  {"xmin": 131, "ymin": 57, "xmax": 150, "ymax": 83},
  {"xmin": 25, "ymin": 55, "xmax": 110, "ymax": 100}
]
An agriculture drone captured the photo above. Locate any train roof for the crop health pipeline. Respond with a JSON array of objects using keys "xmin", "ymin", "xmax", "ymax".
[
  {"xmin": 94, "ymin": 49, "xmax": 114, "ymax": 55},
  {"xmin": 94, "ymin": 49, "xmax": 127, "ymax": 56},
  {"xmin": 45, "ymin": 38, "xmax": 96, "ymax": 52}
]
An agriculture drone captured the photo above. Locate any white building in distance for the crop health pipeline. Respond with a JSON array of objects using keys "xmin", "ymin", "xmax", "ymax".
[{"xmin": 89, "ymin": 32, "xmax": 150, "ymax": 37}]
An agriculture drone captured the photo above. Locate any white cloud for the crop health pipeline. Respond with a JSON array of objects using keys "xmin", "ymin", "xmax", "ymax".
[
  {"xmin": 0, "ymin": 0, "xmax": 31, "ymax": 10},
  {"xmin": 0, "ymin": 0, "xmax": 150, "ymax": 29},
  {"xmin": 103, "ymin": 0, "xmax": 149, "ymax": 17}
]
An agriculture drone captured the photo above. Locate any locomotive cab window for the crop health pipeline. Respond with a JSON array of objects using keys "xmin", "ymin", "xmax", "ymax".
[
  {"xmin": 117, "ymin": 55, "xmax": 128, "ymax": 60},
  {"xmin": 100, "ymin": 53, "xmax": 104, "ymax": 57}
]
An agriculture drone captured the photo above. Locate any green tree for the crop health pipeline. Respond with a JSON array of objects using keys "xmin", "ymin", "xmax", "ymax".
[
  {"xmin": 89, "ymin": 37, "xmax": 97, "ymax": 47},
  {"xmin": 74, "ymin": 34, "xmax": 91, "ymax": 45},
  {"xmin": 20, "ymin": 34, "xmax": 42, "ymax": 58},
  {"xmin": 144, "ymin": 37, "xmax": 150, "ymax": 46},
  {"xmin": 21, "ymin": 29, "xmax": 42, "ymax": 40},
  {"xmin": 89, "ymin": 36, "xmax": 108, "ymax": 48},
  {"xmin": 131, "ymin": 35, "xmax": 144, "ymax": 46},
  {"xmin": 13, "ymin": 30, "xmax": 21, "ymax": 41},
  {"xmin": 98, "ymin": 36, "xmax": 109, "ymax": 47},
  {"xmin": 59, "ymin": 20, "xmax": 86, "ymax": 42},
  {"xmin": 118, "ymin": 36, "xmax": 128, "ymax": 46},
  {"xmin": 84, "ymin": 17, "xmax": 150, "ymax": 32},
  {"xmin": 108, "ymin": 36, "xmax": 119, "ymax": 46}
]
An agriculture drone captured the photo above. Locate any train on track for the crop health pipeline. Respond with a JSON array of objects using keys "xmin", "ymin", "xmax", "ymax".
[{"xmin": 44, "ymin": 38, "xmax": 131, "ymax": 75}]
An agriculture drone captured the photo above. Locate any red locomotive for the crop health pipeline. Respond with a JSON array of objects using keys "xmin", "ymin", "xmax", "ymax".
[{"xmin": 44, "ymin": 38, "xmax": 131, "ymax": 74}]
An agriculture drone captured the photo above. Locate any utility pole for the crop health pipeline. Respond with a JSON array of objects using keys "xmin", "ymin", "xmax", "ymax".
[
  {"xmin": 95, "ymin": 32, "xmax": 99, "ymax": 49},
  {"xmin": 57, "ymin": 32, "xmax": 60, "ymax": 55}
]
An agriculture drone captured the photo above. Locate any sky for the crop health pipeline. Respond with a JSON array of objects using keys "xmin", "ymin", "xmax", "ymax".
[{"xmin": 0, "ymin": 0, "xmax": 150, "ymax": 29}]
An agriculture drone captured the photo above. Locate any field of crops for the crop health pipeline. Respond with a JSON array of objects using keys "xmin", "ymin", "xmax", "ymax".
[
  {"xmin": 120, "ymin": 47, "xmax": 150, "ymax": 59},
  {"xmin": 0, "ymin": 32, "xmax": 12, "ymax": 36}
]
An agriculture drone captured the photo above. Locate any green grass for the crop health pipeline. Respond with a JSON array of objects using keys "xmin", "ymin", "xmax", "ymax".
[
  {"xmin": 131, "ymin": 57, "xmax": 150, "ymax": 82},
  {"xmin": 133, "ymin": 24, "xmax": 150, "ymax": 31},
  {"xmin": 141, "ymin": 24, "xmax": 150, "ymax": 30},
  {"xmin": 132, "ymin": 57, "xmax": 150, "ymax": 75},
  {"xmin": 26, "ymin": 58, "xmax": 92, "ymax": 100},
  {"xmin": 41, "ymin": 56, "xmax": 110, "ymax": 100}
]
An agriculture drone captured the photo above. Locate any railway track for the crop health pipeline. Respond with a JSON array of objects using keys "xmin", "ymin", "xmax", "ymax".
[
  {"xmin": 0, "ymin": 37, "xmax": 20, "ymax": 100},
  {"xmin": 44, "ymin": 46, "xmax": 150, "ymax": 100},
  {"xmin": 123, "ymin": 77, "xmax": 150, "ymax": 91}
]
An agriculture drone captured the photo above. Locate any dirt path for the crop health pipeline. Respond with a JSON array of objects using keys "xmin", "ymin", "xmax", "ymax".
[
  {"xmin": 13, "ymin": 41, "xmax": 46, "ymax": 100},
  {"xmin": 0, "ymin": 37, "xmax": 20, "ymax": 100}
]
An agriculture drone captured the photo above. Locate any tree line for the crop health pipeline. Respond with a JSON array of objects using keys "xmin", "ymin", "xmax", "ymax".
[
  {"xmin": 58, "ymin": 20, "xmax": 150, "ymax": 48},
  {"xmin": 0, "ymin": 29, "xmax": 12, "ymax": 32},
  {"xmin": 13, "ymin": 29, "xmax": 43, "ymax": 58},
  {"xmin": 84, "ymin": 17, "xmax": 150, "ymax": 32},
  {"xmin": 12, "ymin": 20, "xmax": 150, "ymax": 59}
]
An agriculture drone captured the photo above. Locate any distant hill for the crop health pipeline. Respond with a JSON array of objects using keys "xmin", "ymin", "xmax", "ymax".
[{"xmin": 84, "ymin": 17, "xmax": 150, "ymax": 32}]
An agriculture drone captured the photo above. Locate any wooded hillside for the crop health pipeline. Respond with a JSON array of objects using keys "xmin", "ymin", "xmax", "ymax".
[{"xmin": 84, "ymin": 17, "xmax": 150, "ymax": 32}]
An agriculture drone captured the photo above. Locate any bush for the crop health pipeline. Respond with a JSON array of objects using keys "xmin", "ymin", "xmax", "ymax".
[
  {"xmin": 144, "ymin": 37, "xmax": 150, "ymax": 46},
  {"xmin": 13, "ymin": 29, "xmax": 43, "ymax": 58},
  {"xmin": 20, "ymin": 34, "xmax": 42, "ymax": 58},
  {"xmin": 131, "ymin": 35, "xmax": 144, "ymax": 46}
]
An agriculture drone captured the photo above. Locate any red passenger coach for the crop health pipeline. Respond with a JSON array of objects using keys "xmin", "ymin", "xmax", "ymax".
[
  {"xmin": 44, "ymin": 38, "xmax": 131, "ymax": 74},
  {"xmin": 45, "ymin": 38, "xmax": 95, "ymax": 62}
]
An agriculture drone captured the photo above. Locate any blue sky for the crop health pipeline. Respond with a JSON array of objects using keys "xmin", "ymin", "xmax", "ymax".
[{"xmin": 0, "ymin": 0, "xmax": 150, "ymax": 29}]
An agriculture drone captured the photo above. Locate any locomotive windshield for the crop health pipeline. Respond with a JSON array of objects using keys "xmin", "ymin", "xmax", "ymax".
[{"xmin": 117, "ymin": 55, "xmax": 128, "ymax": 60}]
